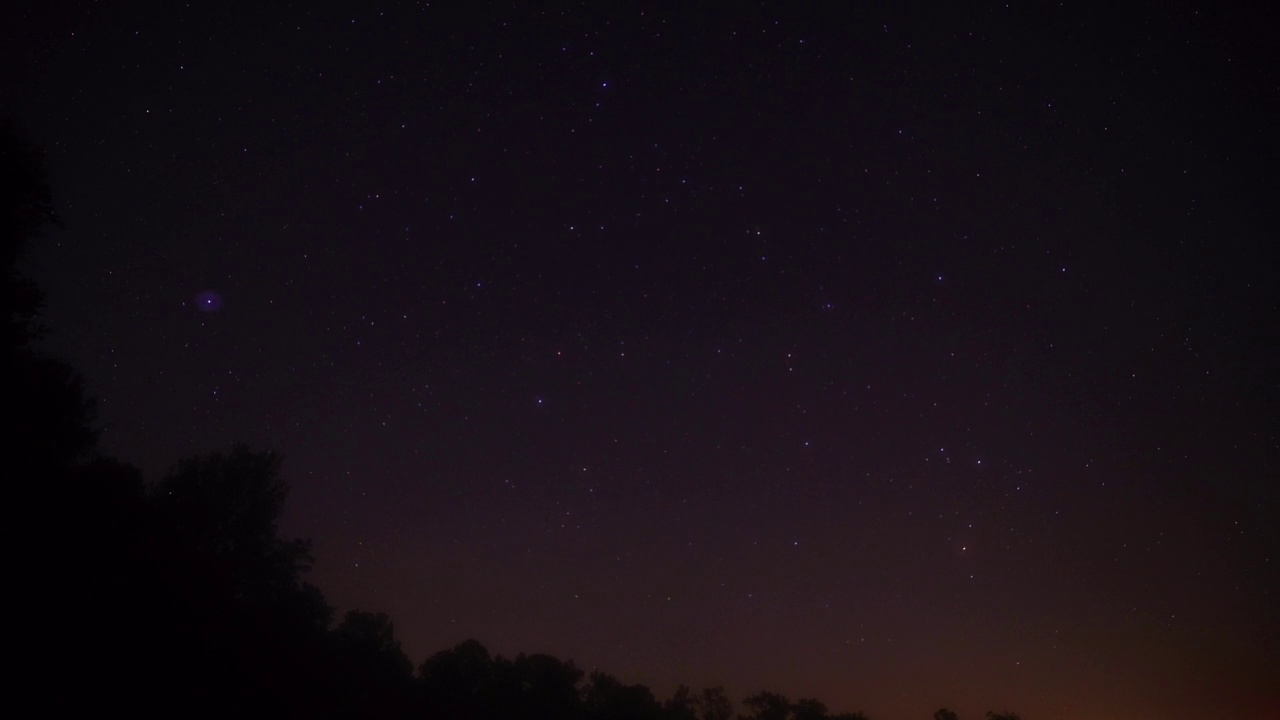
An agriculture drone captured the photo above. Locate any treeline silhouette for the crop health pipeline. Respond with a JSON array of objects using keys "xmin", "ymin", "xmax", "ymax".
[{"xmin": 4, "ymin": 120, "xmax": 1022, "ymax": 719}]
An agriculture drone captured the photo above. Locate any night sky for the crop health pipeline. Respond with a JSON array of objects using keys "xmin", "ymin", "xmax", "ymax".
[{"xmin": 5, "ymin": 2, "xmax": 1277, "ymax": 719}]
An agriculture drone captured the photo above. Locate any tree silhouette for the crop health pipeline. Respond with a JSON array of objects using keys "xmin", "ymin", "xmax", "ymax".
[
  {"xmin": 154, "ymin": 445, "xmax": 328, "ymax": 620},
  {"xmin": 1, "ymin": 117, "xmax": 55, "ymax": 343},
  {"xmin": 741, "ymin": 691, "xmax": 792, "ymax": 720},
  {"xmin": 986, "ymin": 713, "xmax": 1022, "ymax": 720},
  {"xmin": 334, "ymin": 609, "xmax": 414, "ymax": 678},
  {"xmin": 734, "ymin": 691, "xmax": 869, "ymax": 720},
  {"xmin": 82, "ymin": 445, "xmax": 333, "ymax": 716},
  {"xmin": 508, "ymin": 652, "xmax": 587, "ymax": 719},
  {"xmin": 665, "ymin": 685, "xmax": 700, "ymax": 720},
  {"xmin": 583, "ymin": 671, "xmax": 663, "ymax": 720},
  {"xmin": 698, "ymin": 686, "xmax": 736, "ymax": 720},
  {"xmin": 325, "ymin": 610, "xmax": 416, "ymax": 718},
  {"xmin": 793, "ymin": 698, "xmax": 830, "ymax": 720},
  {"xmin": 419, "ymin": 639, "xmax": 510, "ymax": 720},
  {"xmin": 4, "ymin": 118, "xmax": 121, "ymax": 715},
  {"xmin": 2, "ymin": 120, "xmax": 97, "ymax": 479},
  {"xmin": 934, "ymin": 710, "xmax": 960, "ymax": 720}
]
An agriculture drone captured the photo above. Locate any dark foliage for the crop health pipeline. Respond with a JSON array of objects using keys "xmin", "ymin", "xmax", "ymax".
[
  {"xmin": 583, "ymin": 671, "xmax": 664, "ymax": 720},
  {"xmin": 742, "ymin": 691, "xmax": 794, "ymax": 720},
  {"xmin": 736, "ymin": 692, "xmax": 870, "ymax": 720},
  {"xmin": 2, "ymin": 121, "xmax": 97, "ymax": 480},
  {"xmin": 1, "ymin": 117, "xmax": 55, "ymax": 342}
]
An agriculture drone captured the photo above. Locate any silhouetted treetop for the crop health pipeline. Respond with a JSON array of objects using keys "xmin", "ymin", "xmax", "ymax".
[
  {"xmin": 2, "ymin": 119, "xmax": 97, "ymax": 477},
  {"xmin": 583, "ymin": 671, "xmax": 663, "ymax": 720},
  {"xmin": 334, "ymin": 609, "xmax": 414, "ymax": 679},
  {"xmin": 1, "ymin": 117, "xmax": 55, "ymax": 341},
  {"xmin": 698, "ymin": 686, "xmax": 735, "ymax": 720},
  {"xmin": 153, "ymin": 445, "xmax": 324, "ymax": 619},
  {"xmin": 791, "ymin": 698, "xmax": 829, "ymax": 720},
  {"xmin": 737, "ymin": 691, "xmax": 868, "ymax": 720},
  {"xmin": 664, "ymin": 685, "xmax": 699, "ymax": 720},
  {"xmin": 8, "ymin": 353, "xmax": 98, "ymax": 473},
  {"xmin": 741, "ymin": 691, "xmax": 791, "ymax": 720},
  {"xmin": 158, "ymin": 446, "xmax": 301, "ymax": 561},
  {"xmin": 419, "ymin": 638, "xmax": 496, "ymax": 690}
]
